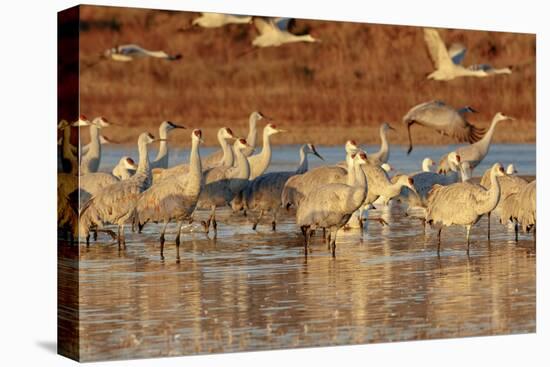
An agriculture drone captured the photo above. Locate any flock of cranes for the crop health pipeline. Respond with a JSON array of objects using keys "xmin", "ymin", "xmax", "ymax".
[
  {"xmin": 58, "ymin": 104, "xmax": 535, "ymax": 259},
  {"xmin": 96, "ymin": 13, "xmax": 511, "ymax": 81},
  {"xmin": 60, "ymin": 12, "xmax": 531, "ymax": 258}
]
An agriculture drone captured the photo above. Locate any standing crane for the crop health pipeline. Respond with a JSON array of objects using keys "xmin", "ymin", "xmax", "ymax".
[
  {"xmin": 133, "ymin": 130, "xmax": 204, "ymax": 257},
  {"xmin": 79, "ymin": 132, "xmax": 161, "ymax": 246},
  {"xmin": 77, "ymin": 116, "xmax": 114, "ymax": 174},
  {"xmin": 244, "ymin": 144, "xmax": 324, "ymax": 231},
  {"xmin": 296, "ymin": 152, "xmax": 369, "ymax": 257},
  {"xmin": 426, "ymin": 163, "xmax": 506, "ymax": 253}
]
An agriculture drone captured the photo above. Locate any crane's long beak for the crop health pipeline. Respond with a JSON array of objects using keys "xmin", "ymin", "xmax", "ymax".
[
  {"xmin": 388, "ymin": 124, "xmax": 396, "ymax": 131},
  {"xmin": 153, "ymin": 138, "xmax": 168, "ymax": 143},
  {"xmin": 277, "ymin": 128, "xmax": 287, "ymax": 133},
  {"xmin": 314, "ymin": 151, "xmax": 324, "ymax": 161},
  {"xmin": 172, "ymin": 123, "xmax": 186, "ymax": 129}
]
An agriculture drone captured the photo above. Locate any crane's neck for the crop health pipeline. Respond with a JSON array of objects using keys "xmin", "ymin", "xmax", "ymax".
[
  {"xmin": 219, "ymin": 134, "xmax": 234, "ymax": 167},
  {"xmin": 346, "ymin": 159, "xmax": 356, "ymax": 186},
  {"xmin": 477, "ymin": 116, "xmax": 502, "ymax": 155},
  {"xmin": 295, "ymin": 146, "xmax": 308, "ymax": 174},
  {"xmin": 62, "ymin": 127, "xmax": 73, "ymax": 156},
  {"xmin": 136, "ymin": 140, "xmax": 151, "ymax": 176},
  {"xmin": 87, "ymin": 125, "xmax": 101, "ymax": 157},
  {"xmin": 353, "ymin": 163, "xmax": 367, "ymax": 189},
  {"xmin": 376, "ymin": 127, "xmax": 389, "ymax": 161},
  {"xmin": 247, "ymin": 115, "xmax": 259, "ymax": 150},
  {"xmin": 186, "ymin": 138, "xmax": 202, "ymax": 188},
  {"xmin": 254, "ymin": 129, "xmax": 273, "ymax": 176},
  {"xmin": 232, "ymin": 148, "xmax": 250, "ymax": 180},
  {"xmin": 153, "ymin": 125, "xmax": 169, "ymax": 167},
  {"xmin": 478, "ymin": 170, "xmax": 501, "ymax": 214}
]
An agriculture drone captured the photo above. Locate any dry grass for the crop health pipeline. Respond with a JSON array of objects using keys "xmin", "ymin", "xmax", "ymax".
[{"xmin": 77, "ymin": 5, "xmax": 536, "ymax": 147}]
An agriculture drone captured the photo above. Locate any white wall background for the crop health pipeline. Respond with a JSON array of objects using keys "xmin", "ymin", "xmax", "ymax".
[{"xmin": 0, "ymin": 0, "xmax": 546, "ymax": 366}]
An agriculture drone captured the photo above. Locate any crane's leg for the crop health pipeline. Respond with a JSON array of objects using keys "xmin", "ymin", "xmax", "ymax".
[
  {"xmin": 252, "ymin": 210, "xmax": 264, "ymax": 231},
  {"xmin": 120, "ymin": 224, "xmax": 126, "ymax": 248},
  {"xmin": 271, "ymin": 210, "xmax": 277, "ymax": 231},
  {"xmin": 306, "ymin": 228, "xmax": 314, "ymax": 254},
  {"xmin": 93, "ymin": 228, "xmax": 98, "ymax": 241},
  {"xmin": 301, "ymin": 226, "xmax": 308, "ymax": 253},
  {"xmin": 86, "ymin": 233, "xmax": 90, "ymax": 247},
  {"xmin": 175, "ymin": 221, "xmax": 183, "ymax": 247},
  {"xmin": 331, "ymin": 229, "xmax": 338, "ymax": 257},
  {"xmin": 117, "ymin": 226, "xmax": 122, "ymax": 248},
  {"xmin": 322, "ymin": 228, "xmax": 326, "ymax": 239},
  {"xmin": 514, "ymin": 223, "xmax": 519, "ymax": 242},
  {"xmin": 487, "ymin": 212, "xmax": 491, "ymax": 240},
  {"xmin": 160, "ymin": 221, "xmax": 168, "ymax": 258},
  {"xmin": 326, "ymin": 230, "xmax": 332, "ymax": 250},
  {"xmin": 466, "ymin": 225, "xmax": 471, "ymax": 254},
  {"xmin": 437, "ymin": 228, "xmax": 442, "ymax": 254}
]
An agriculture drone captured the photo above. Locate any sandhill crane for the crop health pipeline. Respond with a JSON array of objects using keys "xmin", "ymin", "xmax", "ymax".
[
  {"xmin": 423, "ymin": 28, "xmax": 512, "ymax": 81},
  {"xmin": 58, "ymin": 118, "xmax": 80, "ymax": 174},
  {"xmin": 153, "ymin": 127, "xmax": 235, "ymax": 183},
  {"xmin": 252, "ymin": 17, "xmax": 320, "ymax": 48},
  {"xmin": 133, "ymin": 130, "xmax": 204, "ymax": 257},
  {"xmin": 76, "ymin": 116, "xmax": 113, "ymax": 174},
  {"xmin": 282, "ymin": 140, "xmax": 359, "ymax": 209},
  {"xmin": 426, "ymin": 163, "xmax": 506, "ymax": 253},
  {"xmin": 112, "ymin": 157, "xmax": 137, "ymax": 180},
  {"xmin": 201, "ymin": 127, "xmax": 236, "ymax": 169},
  {"xmin": 151, "ymin": 121, "xmax": 186, "ymax": 169},
  {"xmin": 244, "ymin": 144, "xmax": 324, "ymax": 231},
  {"xmin": 368, "ymin": 123, "xmax": 395, "ymax": 165},
  {"xmin": 104, "ymin": 44, "xmax": 182, "ymax": 62},
  {"xmin": 79, "ymin": 132, "xmax": 160, "ymax": 246},
  {"xmin": 297, "ymin": 152, "xmax": 369, "ymax": 257},
  {"xmin": 437, "ymin": 112, "xmax": 515, "ymax": 174},
  {"xmin": 372, "ymin": 163, "xmax": 395, "ymax": 206},
  {"xmin": 191, "ymin": 12, "xmax": 252, "ymax": 28},
  {"xmin": 506, "ymin": 164, "xmax": 518, "ymax": 175},
  {"xmin": 403, "ymin": 100, "xmax": 483, "ymax": 154},
  {"xmin": 196, "ymin": 138, "xmax": 251, "ymax": 234},
  {"xmin": 480, "ymin": 165, "xmax": 528, "ymax": 239},
  {"xmin": 202, "ymin": 111, "xmax": 266, "ymax": 167}
]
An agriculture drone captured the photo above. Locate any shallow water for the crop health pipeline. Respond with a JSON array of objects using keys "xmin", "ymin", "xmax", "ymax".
[
  {"xmin": 64, "ymin": 203, "xmax": 535, "ymax": 362},
  {"xmin": 101, "ymin": 143, "xmax": 536, "ymax": 176},
  {"xmin": 65, "ymin": 143, "xmax": 536, "ymax": 362}
]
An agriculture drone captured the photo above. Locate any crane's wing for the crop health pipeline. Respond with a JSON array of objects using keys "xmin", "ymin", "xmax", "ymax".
[
  {"xmin": 273, "ymin": 17, "xmax": 295, "ymax": 32},
  {"xmin": 423, "ymin": 28, "xmax": 453, "ymax": 70},
  {"xmin": 254, "ymin": 18, "xmax": 277, "ymax": 35},
  {"xmin": 118, "ymin": 44, "xmax": 146, "ymax": 55},
  {"xmin": 403, "ymin": 100, "xmax": 485, "ymax": 144},
  {"xmin": 448, "ymin": 42, "xmax": 466, "ymax": 65}
]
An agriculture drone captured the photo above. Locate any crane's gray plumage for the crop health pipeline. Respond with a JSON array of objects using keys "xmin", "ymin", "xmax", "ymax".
[
  {"xmin": 133, "ymin": 130, "xmax": 204, "ymax": 256},
  {"xmin": 79, "ymin": 132, "xmax": 158, "ymax": 245},
  {"xmin": 480, "ymin": 164, "xmax": 527, "ymax": 238},
  {"xmin": 282, "ymin": 140, "xmax": 359, "ymax": 209},
  {"xmin": 368, "ymin": 122, "xmax": 395, "ymax": 165},
  {"xmin": 244, "ymin": 144, "xmax": 324, "ymax": 230},
  {"xmin": 403, "ymin": 100, "xmax": 484, "ymax": 154},
  {"xmin": 437, "ymin": 112, "xmax": 514, "ymax": 173},
  {"xmin": 296, "ymin": 152, "xmax": 369, "ymax": 256},
  {"xmin": 426, "ymin": 163, "xmax": 506, "ymax": 253},
  {"xmin": 105, "ymin": 44, "xmax": 182, "ymax": 61},
  {"xmin": 202, "ymin": 111, "xmax": 265, "ymax": 167}
]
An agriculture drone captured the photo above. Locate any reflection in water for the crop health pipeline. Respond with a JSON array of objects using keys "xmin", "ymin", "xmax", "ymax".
[{"xmin": 68, "ymin": 204, "xmax": 535, "ymax": 362}]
